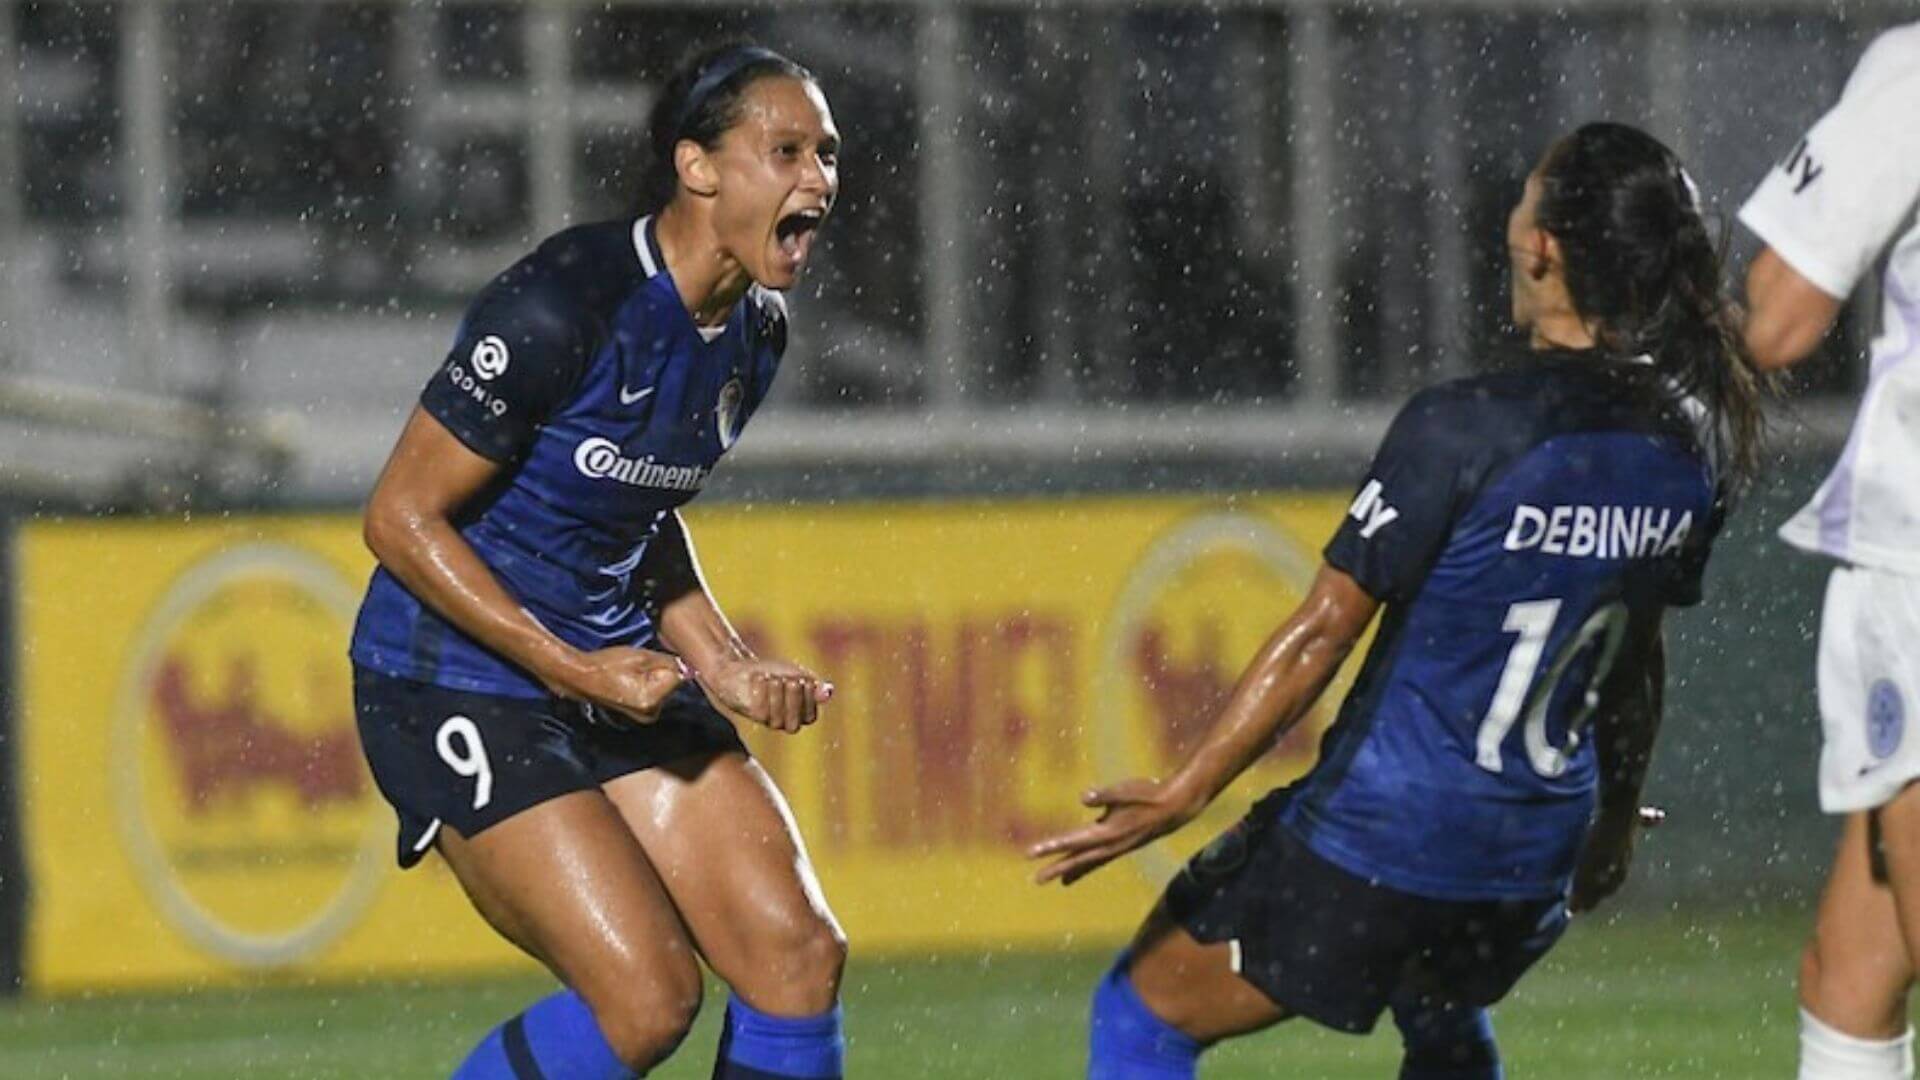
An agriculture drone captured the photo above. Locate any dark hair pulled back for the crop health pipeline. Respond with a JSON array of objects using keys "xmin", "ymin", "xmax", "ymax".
[
  {"xmin": 1536, "ymin": 122, "xmax": 1768, "ymax": 491},
  {"xmin": 643, "ymin": 42, "xmax": 814, "ymax": 211}
]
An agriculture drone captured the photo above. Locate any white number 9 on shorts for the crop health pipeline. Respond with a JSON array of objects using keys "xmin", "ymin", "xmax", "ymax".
[{"xmin": 434, "ymin": 715, "xmax": 495, "ymax": 810}]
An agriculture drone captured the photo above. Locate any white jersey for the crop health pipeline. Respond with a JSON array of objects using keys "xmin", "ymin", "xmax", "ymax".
[{"xmin": 1739, "ymin": 23, "xmax": 1920, "ymax": 576}]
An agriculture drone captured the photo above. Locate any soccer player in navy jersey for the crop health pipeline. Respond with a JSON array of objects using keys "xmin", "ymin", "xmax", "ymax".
[
  {"xmin": 350, "ymin": 44, "xmax": 847, "ymax": 1079},
  {"xmin": 1030, "ymin": 123, "xmax": 1768, "ymax": 1080}
]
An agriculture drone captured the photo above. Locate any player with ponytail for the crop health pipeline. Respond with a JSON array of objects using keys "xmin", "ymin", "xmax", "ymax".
[
  {"xmin": 1532, "ymin": 121, "xmax": 1766, "ymax": 490},
  {"xmin": 1032, "ymin": 122, "xmax": 1750, "ymax": 1080}
]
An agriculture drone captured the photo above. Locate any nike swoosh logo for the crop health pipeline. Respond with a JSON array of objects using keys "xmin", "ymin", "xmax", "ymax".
[{"xmin": 619, "ymin": 385, "xmax": 654, "ymax": 405}]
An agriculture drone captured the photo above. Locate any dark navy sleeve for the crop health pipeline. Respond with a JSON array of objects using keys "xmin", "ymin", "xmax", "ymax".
[
  {"xmin": 419, "ymin": 273, "xmax": 592, "ymax": 463},
  {"xmin": 1323, "ymin": 388, "xmax": 1474, "ymax": 604},
  {"xmin": 1651, "ymin": 496, "xmax": 1723, "ymax": 609}
]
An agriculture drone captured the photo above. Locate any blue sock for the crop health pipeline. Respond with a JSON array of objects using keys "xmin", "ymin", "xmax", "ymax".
[
  {"xmin": 1087, "ymin": 954, "xmax": 1202, "ymax": 1080},
  {"xmin": 452, "ymin": 988, "xmax": 633, "ymax": 1079},
  {"xmin": 1391, "ymin": 996, "xmax": 1502, "ymax": 1080},
  {"xmin": 711, "ymin": 995, "xmax": 844, "ymax": 1079}
]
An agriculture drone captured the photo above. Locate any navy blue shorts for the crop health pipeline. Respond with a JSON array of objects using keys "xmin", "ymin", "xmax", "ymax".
[
  {"xmin": 353, "ymin": 665, "xmax": 746, "ymax": 868},
  {"xmin": 1165, "ymin": 793, "xmax": 1570, "ymax": 1033}
]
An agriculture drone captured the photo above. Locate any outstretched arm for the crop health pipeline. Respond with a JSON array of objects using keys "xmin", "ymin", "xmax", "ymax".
[
  {"xmin": 642, "ymin": 510, "xmax": 831, "ymax": 734},
  {"xmin": 1028, "ymin": 565, "xmax": 1379, "ymax": 885}
]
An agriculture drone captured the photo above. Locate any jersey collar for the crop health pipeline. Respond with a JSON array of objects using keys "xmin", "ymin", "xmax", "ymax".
[
  {"xmin": 631, "ymin": 216, "xmax": 666, "ymax": 279},
  {"xmin": 630, "ymin": 214, "xmax": 747, "ymax": 351}
]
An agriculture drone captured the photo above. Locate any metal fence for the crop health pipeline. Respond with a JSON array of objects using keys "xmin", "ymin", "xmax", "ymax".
[{"xmin": 0, "ymin": 0, "xmax": 1903, "ymax": 503}]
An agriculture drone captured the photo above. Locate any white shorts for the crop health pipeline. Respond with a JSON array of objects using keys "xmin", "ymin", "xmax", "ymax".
[{"xmin": 1818, "ymin": 565, "xmax": 1920, "ymax": 814}]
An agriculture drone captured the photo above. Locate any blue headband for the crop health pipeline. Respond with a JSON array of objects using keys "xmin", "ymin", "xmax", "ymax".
[{"xmin": 672, "ymin": 46, "xmax": 791, "ymax": 142}]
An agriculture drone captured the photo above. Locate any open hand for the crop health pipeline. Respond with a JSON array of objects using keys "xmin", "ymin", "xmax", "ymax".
[
  {"xmin": 1026, "ymin": 777, "xmax": 1204, "ymax": 886},
  {"xmin": 696, "ymin": 656, "xmax": 834, "ymax": 733}
]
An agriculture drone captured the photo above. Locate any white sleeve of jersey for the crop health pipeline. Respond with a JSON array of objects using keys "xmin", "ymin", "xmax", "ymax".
[{"xmin": 1739, "ymin": 26, "xmax": 1920, "ymax": 300}]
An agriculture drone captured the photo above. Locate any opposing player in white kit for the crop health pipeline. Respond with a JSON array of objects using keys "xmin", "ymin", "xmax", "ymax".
[{"xmin": 1739, "ymin": 21, "xmax": 1920, "ymax": 1080}]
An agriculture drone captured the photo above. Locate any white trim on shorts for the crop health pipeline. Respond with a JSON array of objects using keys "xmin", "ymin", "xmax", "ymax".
[{"xmin": 410, "ymin": 818, "xmax": 443, "ymax": 856}]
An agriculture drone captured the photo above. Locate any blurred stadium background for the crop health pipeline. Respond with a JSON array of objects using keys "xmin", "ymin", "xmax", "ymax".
[{"xmin": 0, "ymin": 0, "xmax": 1907, "ymax": 1075}]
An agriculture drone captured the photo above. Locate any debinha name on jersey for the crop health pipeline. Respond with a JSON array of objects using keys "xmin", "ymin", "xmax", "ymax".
[
  {"xmin": 572, "ymin": 437, "xmax": 711, "ymax": 492},
  {"xmin": 1502, "ymin": 503, "xmax": 1694, "ymax": 560}
]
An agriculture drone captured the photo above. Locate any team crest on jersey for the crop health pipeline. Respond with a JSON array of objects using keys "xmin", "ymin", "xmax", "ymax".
[
  {"xmin": 1868, "ymin": 679, "xmax": 1906, "ymax": 760},
  {"xmin": 470, "ymin": 335, "xmax": 510, "ymax": 380},
  {"xmin": 716, "ymin": 377, "xmax": 746, "ymax": 450}
]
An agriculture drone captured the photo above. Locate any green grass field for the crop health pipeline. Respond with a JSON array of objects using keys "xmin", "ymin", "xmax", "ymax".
[{"xmin": 2, "ymin": 908, "xmax": 1806, "ymax": 1078}]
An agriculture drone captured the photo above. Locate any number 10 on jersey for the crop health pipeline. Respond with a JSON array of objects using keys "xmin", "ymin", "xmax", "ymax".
[{"xmin": 1475, "ymin": 599, "xmax": 1630, "ymax": 778}]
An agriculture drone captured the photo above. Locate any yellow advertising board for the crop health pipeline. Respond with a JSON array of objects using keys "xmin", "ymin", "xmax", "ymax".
[{"xmin": 17, "ymin": 495, "xmax": 1359, "ymax": 992}]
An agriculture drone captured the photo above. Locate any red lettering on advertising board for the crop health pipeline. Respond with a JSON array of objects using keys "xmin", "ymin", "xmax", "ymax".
[
  {"xmin": 807, "ymin": 613, "xmax": 1077, "ymax": 851},
  {"xmin": 1131, "ymin": 620, "xmax": 1319, "ymax": 766},
  {"xmin": 807, "ymin": 619, "xmax": 882, "ymax": 849},
  {"xmin": 1130, "ymin": 621, "xmax": 1232, "ymax": 763},
  {"xmin": 149, "ymin": 655, "xmax": 365, "ymax": 813}
]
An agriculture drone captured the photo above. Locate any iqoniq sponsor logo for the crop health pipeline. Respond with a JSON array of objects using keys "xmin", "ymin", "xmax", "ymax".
[
  {"xmin": 445, "ymin": 362, "xmax": 510, "ymax": 418},
  {"xmin": 470, "ymin": 335, "xmax": 510, "ymax": 379}
]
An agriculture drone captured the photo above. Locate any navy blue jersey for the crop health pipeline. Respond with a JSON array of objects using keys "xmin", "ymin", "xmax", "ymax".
[
  {"xmin": 350, "ymin": 217, "xmax": 787, "ymax": 696},
  {"xmin": 1279, "ymin": 350, "xmax": 1720, "ymax": 901}
]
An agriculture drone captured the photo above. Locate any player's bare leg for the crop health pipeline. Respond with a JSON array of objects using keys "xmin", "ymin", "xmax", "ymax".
[
  {"xmin": 436, "ymin": 791, "xmax": 706, "ymax": 1072},
  {"xmin": 1875, "ymin": 784, "xmax": 1920, "ymax": 981},
  {"xmin": 1803, "ymin": 809, "xmax": 1914, "ymax": 1034},
  {"xmin": 1124, "ymin": 905, "xmax": 1291, "ymax": 1042},
  {"xmin": 1120, "ymin": 905, "xmax": 1504, "ymax": 1080},
  {"xmin": 604, "ymin": 751, "xmax": 845, "ymax": 1014},
  {"xmin": 1076, "ymin": 904, "xmax": 1289, "ymax": 1078},
  {"xmin": 605, "ymin": 750, "xmax": 847, "ymax": 1078},
  {"xmin": 1798, "ymin": 806, "xmax": 1916, "ymax": 1078}
]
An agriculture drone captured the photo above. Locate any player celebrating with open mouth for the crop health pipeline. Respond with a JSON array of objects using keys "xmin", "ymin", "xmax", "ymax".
[
  {"xmin": 349, "ymin": 43, "xmax": 847, "ymax": 1080},
  {"xmin": 1031, "ymin": 123, "xmax": 1765, "ymax": 1080}
]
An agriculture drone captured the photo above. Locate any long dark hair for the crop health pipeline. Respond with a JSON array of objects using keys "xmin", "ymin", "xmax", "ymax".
[
  {"xmin": 642, "ymin": 42, "xmax": 815, "ymax": 211},
  {"xmin": 1536, "ymin": 122, "xmax": 1767, "ymax": 491}
]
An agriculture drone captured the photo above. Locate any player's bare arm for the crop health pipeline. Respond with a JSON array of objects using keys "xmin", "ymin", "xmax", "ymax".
[
  {"xmin": 643, "ymin": 509, "xmax": 831, "ymax": 734},
  {"xmin": 363, "ymin": 405, "xmax": 685, "ymax": 721},
  {"xmin": 1570, "ymin": 613, "xmax": 1666, "ymax": 913},
  {"xmin": 1744, "ymin": 246, "xmax": 1846, "ymax": 371},
  {"xmin": 1028, "ymin": 565, "xmax": 1378, "ymax": 886}
]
